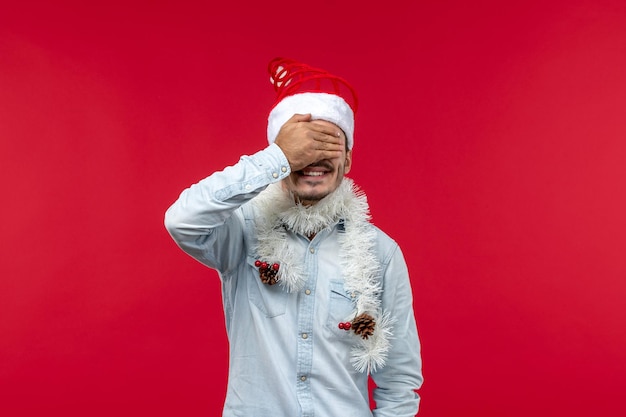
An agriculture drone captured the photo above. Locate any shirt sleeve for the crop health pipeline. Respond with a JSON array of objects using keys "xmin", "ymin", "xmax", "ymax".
[
  {"xmin": 371, "ymin": 244, "xmax": 424, "ymax": 416},
  {"xmin": 164, "ymin": 143, "xmax": 291, "ymax": 274}
]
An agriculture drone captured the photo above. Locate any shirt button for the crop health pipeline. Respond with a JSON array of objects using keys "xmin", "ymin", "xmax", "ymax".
[
  {"xmin": 309, "ymin": 248, "xmax": 315, "ymax": 254},
  {"xmin": 281, "ymin": 166, "xmax": 287, "ymax": 173},
  {"xmin": 300, "ymin": 376, "xmax": 307, "ymax": 382},
  {"xmin": 272, "ymin": 172, "xmax": 278, "ymax": 178},
  {"xmin": 305, "ymin": 289, "xmax": 311, "ymax": 295},
  {"xmin": 302, "ymin": 333, "xmax": 308, "ymax": 339},
  {"xmin": 244, "ymin": 184, "xmax": 251, "ymax": 191}
]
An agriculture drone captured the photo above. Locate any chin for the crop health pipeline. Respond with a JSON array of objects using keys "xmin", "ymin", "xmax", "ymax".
[{"xmin": 294, "ymin": 188, "xmax": 331, "ymax": 203}]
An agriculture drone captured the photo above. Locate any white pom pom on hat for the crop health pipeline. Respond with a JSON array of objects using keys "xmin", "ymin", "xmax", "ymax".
[{"xmin": 266, "ymin": 57, "xmax": 358, "ymax": 149}]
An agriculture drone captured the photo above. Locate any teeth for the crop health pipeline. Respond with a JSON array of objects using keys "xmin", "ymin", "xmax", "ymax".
[{"xmin": 303, "ymin": 171, "xmax": 325, "ymax": 176}]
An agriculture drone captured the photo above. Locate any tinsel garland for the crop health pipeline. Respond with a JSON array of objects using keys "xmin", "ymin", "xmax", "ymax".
[{"xmin": 251, "ymin": 179, "xmax": 393, "ymax": 372}]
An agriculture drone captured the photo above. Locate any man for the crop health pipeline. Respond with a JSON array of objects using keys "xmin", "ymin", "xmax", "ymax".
[{"xmin": 164, "ymin": 57, "xmax": 423, "ymax": 416}]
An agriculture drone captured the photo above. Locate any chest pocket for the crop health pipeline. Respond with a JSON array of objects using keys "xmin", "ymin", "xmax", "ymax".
[
  {"xmin": 245, "ymin": 255, "xmax": 289, "ymax": 318},
  {"xmin": 326, "ymin": 280, "xmax": 356, "ymax": 329}
]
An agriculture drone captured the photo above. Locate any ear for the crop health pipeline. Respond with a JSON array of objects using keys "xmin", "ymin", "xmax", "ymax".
[{"xmin": 343, "ymin": 149, "xmax": 353, "ymax": 175}]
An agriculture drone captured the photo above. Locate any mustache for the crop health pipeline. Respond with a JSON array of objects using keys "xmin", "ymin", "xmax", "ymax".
[{"xmin": 304, "ymin": 161, "xmax": 334, "ymax": 171}]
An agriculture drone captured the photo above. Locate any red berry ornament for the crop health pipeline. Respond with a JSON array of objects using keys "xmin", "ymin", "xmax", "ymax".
[{"xmin": 338, "ymin": 322, "xmax": 352, "ymax": 331}]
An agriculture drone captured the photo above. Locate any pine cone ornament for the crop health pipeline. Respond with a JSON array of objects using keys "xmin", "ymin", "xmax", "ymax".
[
  {"xmin": 352, "ymin": 313, "xmax": 376, "ymax": 340},
  {"xmin": 255, "ymin": 260, "xmax": 280, "ymax": 285}
]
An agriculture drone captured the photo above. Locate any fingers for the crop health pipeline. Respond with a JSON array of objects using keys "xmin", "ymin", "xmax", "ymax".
[
  {"xmin": 308, "ymin": 121, "xmax": 343, "ymax": 141},
  {"xmin": 314, "ymin": 136, "xmax": 344, "ymax": 152},
  {"xmin": 288, "ymin": 114, "xmax": 343, "ymax": 140},
  {"xmin": 287, "ymin": 113, "xmax": 312, "ymax": 123},
  {"xmin": 315, "ymin": 150, "xmax": 344, "ymax": 162},
  {"xmin": 280, "ymin": 120, "xmax": 344, "ymax": 150},
  {"xmin": 274, "ymin": 116, "xmax": 346, "ymax": 171},
  {"xmin": 307, "ymin": 125, "xmax": 345, "ymax": 152}
]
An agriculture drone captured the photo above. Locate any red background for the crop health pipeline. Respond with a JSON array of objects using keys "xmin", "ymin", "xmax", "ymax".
[{"xmin": 1, "ymin": 1, "xmax": 625, "ymax": 416}]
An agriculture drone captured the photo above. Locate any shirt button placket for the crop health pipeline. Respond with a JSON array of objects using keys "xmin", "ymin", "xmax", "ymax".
[{"xmin": 296, "ymin": 241, "xmax": 317, "ymax": 416}]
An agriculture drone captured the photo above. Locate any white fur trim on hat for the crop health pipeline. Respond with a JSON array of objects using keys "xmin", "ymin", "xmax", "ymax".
[{"xmin": 267, "ymin": 92, "xmax": 355, "ymax": 149}]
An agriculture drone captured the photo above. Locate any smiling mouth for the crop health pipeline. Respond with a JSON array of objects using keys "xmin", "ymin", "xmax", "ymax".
[
  {"xmin": 301, "ymin": 170, "xmax": 328, "ymax": 177},
  {"xmin": 299, "ymin": 162, "xmax": 333, "ymax": 178}
]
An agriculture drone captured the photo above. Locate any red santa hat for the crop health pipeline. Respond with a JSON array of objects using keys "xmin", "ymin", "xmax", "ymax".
[{"xmin": 266, "ymin": 57, "xmax": 358, "ymax": 149}]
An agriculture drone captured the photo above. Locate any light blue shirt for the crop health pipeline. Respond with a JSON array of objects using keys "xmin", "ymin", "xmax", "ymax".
[{"xmin": 165, "ymin": 144, "xmax": 423, "ymax": 416}]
